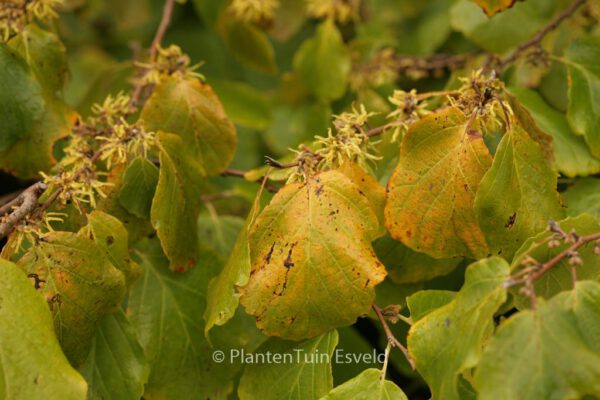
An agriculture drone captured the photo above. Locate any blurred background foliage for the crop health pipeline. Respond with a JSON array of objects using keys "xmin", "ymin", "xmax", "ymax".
[{"xmin": 2, "ymin": 1, "xmax": 600, "ymax": 397}]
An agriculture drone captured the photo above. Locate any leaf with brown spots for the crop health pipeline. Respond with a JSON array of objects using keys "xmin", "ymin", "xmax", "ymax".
[
  {"xmin": 239, "ymin": 170, "xmax": 386, "ymax": 340},
  {"xmin": 338, "ymin": 162, "xmax": 386, "ymax": 238},
  {"xmin": 474, "ymin": 123, "xmax": 564, "ymax": 258},
  {"xmin": 17, "ymin": 231, "xmax": 126, "ymax": 366},
  {"xmin": 384, "ymin": 107, "xmax": 492, "ymax": 259}
]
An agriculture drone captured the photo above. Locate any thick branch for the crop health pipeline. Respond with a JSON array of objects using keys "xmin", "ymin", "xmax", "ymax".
[
  {"xmin": 0, "ymin": 183, "xmax": 47, "ymax": 239},
  {"xmin": 498, "ymin": 0, "xmax": 586, "ymax": 68},
  {"xmin": 372, "ymin": 303, "xmax": 415, "ymax": 370}
]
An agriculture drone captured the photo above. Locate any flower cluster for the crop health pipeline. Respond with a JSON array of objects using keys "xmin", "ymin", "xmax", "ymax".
[
  {"xmin": 449, "ymin": 69, "xmax": 513, "ymax": 131},
  {"xmin": 228, "ymin": 0, "xmax": 279, "ymax": 24},
  {"xmin": 0, "ymin": 0, "xmax": 62, "ymax": 41},
  {"xmin": 287, "ymin": 105, "xmax": 380, "ymax": 182},
  {"xmin": 46, "ymin": 92, "xmax": 156, "ymax": 210},
  {"xmin": 306, "ymin": 0, "xmax": 360, "ymax": 23},
  {"xmin": 136, "ymin": 45, "xmax": 204, "ymax": 86},
  {"xmin": 386, "ymin": 89, "xmax": 431, "ymax": 142}
]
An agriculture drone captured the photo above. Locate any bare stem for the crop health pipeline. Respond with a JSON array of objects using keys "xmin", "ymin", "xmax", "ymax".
[
  {"xmin": 221, "ymin": 169, "xmax": 279, "ymax": 193},
  {"xmin": 498, "ymin": 0, "xmax": 586, "ymax": 69},
  {"xmin": 372, "ymin": 303, "xmax": 415, "ymax": 370},
  {"xmin": 150, "ymin": 0, "xmax": 177, "ymax": 60},
  {"xmin": 0, "ymin": 183, "xmax": 48, "ymax": 239},
  {"xmin": 131, "ymin": 0, "xmax": 177, "ymax": 108},
  {"xmin": 509, "ymin": 231, "xmax": 600, "ymax": 287}
]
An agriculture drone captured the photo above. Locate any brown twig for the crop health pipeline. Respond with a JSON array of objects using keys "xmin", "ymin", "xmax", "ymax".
[
  {"xmin": 0, "ymin": 190, "xmax": 22, "ymax": 211},
  {"xmin": 372, "ymin": 303, "xmax": 416, "ymax": 370},
  {"xmin": 150, "ymin": 0, "xmax": 177, "ymax": 61},
  {"xmin": 130, "ymin": 0, "xmax": 177, "ymax": 109},
  {"xmin": 394, "ymin": 52, "xmax": 480, "ymax": 74},
  {"xmin": 498, "ymin": 0, "xmax": 586, "ymax": 69},
  {"xmin": 221, "ymin": 169, "xmax": 279, "ymax": 193},
  {"xmin": 264, "ymin": 156, "xmax": 299, "ymax": 169},
  {"xmin": 507, "ymin": 231, "xmax": 600, "ymax": 287},
  {"xmin": 0, "ymin": 183, "xmax": 48, "ymax": 239}
]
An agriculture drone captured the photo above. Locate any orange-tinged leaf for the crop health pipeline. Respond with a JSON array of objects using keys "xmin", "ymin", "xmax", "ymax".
[
  {"xmin": 338, "ymin": 161, "xmax": 386, "ymax": 237},
  {"xmin": 17, "ymin": 231, "xmax": 126, "ymax": 366},
  {"xmin": 384, "ymin": 107, "xmax": 492, "ymax": 259},
  {"xmin": 470, "ymin": 0, "xmax": 520, "ymax": 16},
  {"xmin": 239, "ymin": 170, "xmax": 386, "ymax": 340}
]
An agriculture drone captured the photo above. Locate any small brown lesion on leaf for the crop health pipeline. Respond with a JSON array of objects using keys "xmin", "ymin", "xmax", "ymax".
[
  {"xmin": 47, "ymin": 293, "xmax": 62, "ymax": 311},
  {"xmin": 284, "ymin": 243, "xmax": 296, "ymax": 268},
  {"xmin": 265, "ymin": 242, "xmax": 275, "ymax": 264},
  {"xmin": 505, "ymin": 212, "xmax": 517, "ymax": 229},
  {"xmin": 315, "ymin": 184, "xmax": 324, "ymax": 197},
  {"xmin": 467, "ymin": 129, "xmax": 482, "ymax": 140},
  {"xmin": 27, "ymin": 273, "xmax": 45, "ymax": 290}
]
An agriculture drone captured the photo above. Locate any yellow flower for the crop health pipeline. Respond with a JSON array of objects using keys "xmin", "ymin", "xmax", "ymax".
[
  {"xmin": 306, "ymin": 0, "xmax": 360, "ymax": 23},
  {"xmin": 386, "ymin": 89, "xmax": 431, "ymax": 142},
  {"xmin": 0, "ymin": 0, "xmax": 63, "ymax": 41},
  {"xmin": 135, "ymin": 45, "xmax": 204, "ymax": 86},
  {"xmin": 229, "ymin": 0, "xmax": 279, "ymax": 23}
]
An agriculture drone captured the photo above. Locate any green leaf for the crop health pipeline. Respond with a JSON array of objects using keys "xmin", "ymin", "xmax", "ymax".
[
  {"xmin": 0, "ymin": 43, "xmax": 44, "ymax": 152},
  {"xmin": 563, "ymin": 178, "xmax": 600, "ymax": 220},
  {"xmin": 0, "ymin": 259, "xmax": 88, "ymax": 399},
  {"xmin": 450, "ymin": 0, "xmax": 566, "ymax": 53},
  {"xmin": 79, "ymin": 310, "xmax": 149, "ymax": 400},
  {"xmin": 9, "ymin": 25, "xmax": 68, "ymax": 98},
  {"xmin": 470, "ymin": 0, "xmax": 519, "ymax": 16},
  {"xmin": 204, "ymin": 192, "xmax": 263, "ymax": 337},
  {"xmin": 210, "ymin": 79, "xmax": 272, "ymax": 130},
  {"xmin": 151, "ymin": 132, "xmax": 205, "ymax": 272},
  {"xmin": 474, "ymin": 123, "xmax": 564, "ymax": 259},
  {"xmin": 197, "ymin": 213, "xmax": 245, "ymax": 257},
  {"xmin": 65, "ymin": 48, "xmax": 133, "ymax": 114},
  {"xmin": 16, "ymin": 231, "xmax": 126, "ymax": 366},
  {"xmin": 141, "ymin": 76, "xmax": 237, "ymax": 175},
  {"xmin": 384, "ymin": 107, "xmax": 491, "ymax": 259},
  {"xmin": 87, "ymin": 211, "xmax": 141, "ymax": 286},
  {"xmin": 508, "ymin": 87, "xmax": 600, "ymax": 177},
  {"xmin": 239, "ymin": 170, "xmax": 386, "ymax": 340},
  {"xmin": 565, "ymin": 37, "xmax": 600, "ymax": 158},
  {"xmin": 407, "ymin": 257, "xmax": 509, "ymax": 400},
  {"xmin": 264, "ymin": 103, "xmax": 331, "ymax": 155},
  {"xmin": 374, "ymin": 235, "xmax": 461, "ymax": 285},
  {"xmin": 128, "ymin": 239, "xmax": 240, "ymax": 399},
  {"xmin": 474, "ymin": 281, "xmax": 600, "ymax": 399},
  {"xmin": 238, "ymin": 330, "xmax": 338, "ymax": 400},
  {"xmin": 220, "ymin": 19, "xmax": 277, "ymax": 74},
  {"xmin": 332, "ymin": 327, "xmax": 382, "ymax": 385},
  {"xmin": 407, "ymin": 290, "xmax": 457, "ymax": 322},
  {"xmin": 96, "ymin": 164, "xmax": 154, "ymax": 243},
  {"xmin": 118, "ymin": 157, "xmax": 159, "ymax": 219},
  {"xmin": 293, "ymin": 20, "xmax": 351, "ymax": 102},
  {"xmin": 0, "ymin": 27, "xmax": 75, "ymax": 179},
  {"xmin": 320, "ymin": 368, "xmax": 408, "ymax": 400},
  {"xmin": 511, "ymin": 214, "xmax": 600, "ymax": 308}
]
